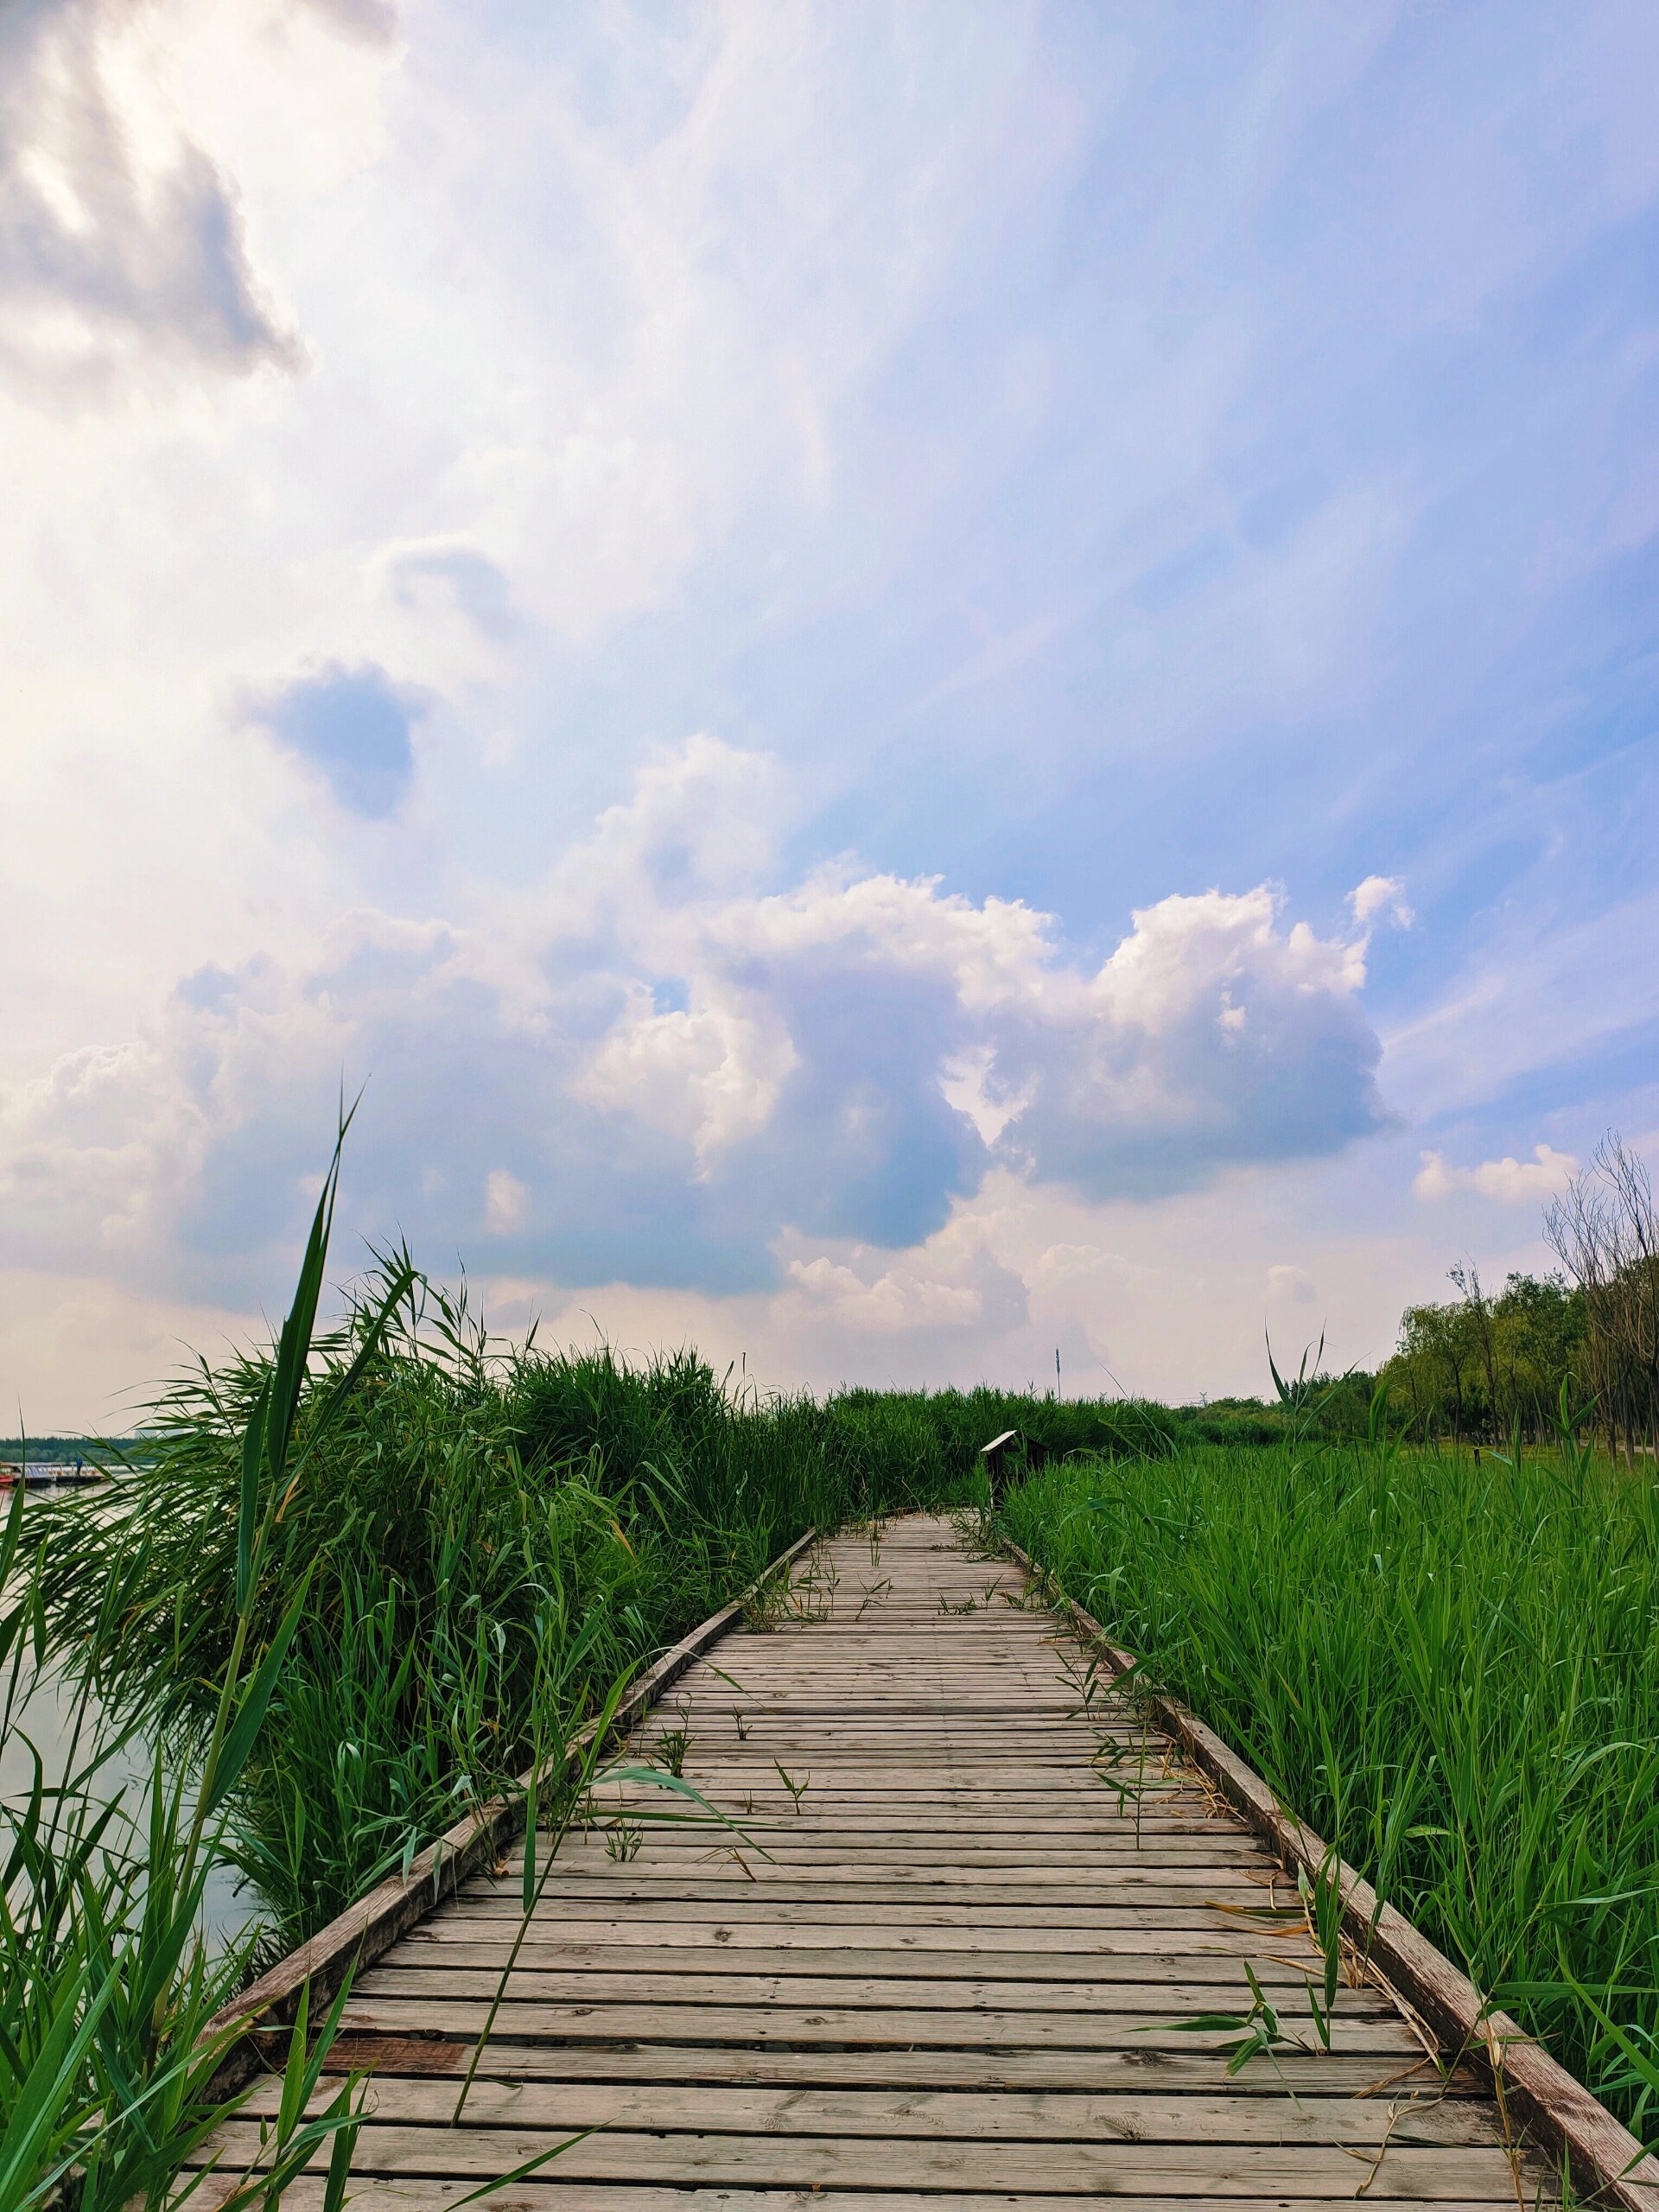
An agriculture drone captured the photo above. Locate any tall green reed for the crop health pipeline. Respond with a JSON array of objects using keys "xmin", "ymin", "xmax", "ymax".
[
  {"xmin": 0, "ymin": 1118, "xmax": 411, "ymax": 2212},
  {"xmin": 1001, "ymin": 1414, "xmax": 1659, "ymax": 2142}
]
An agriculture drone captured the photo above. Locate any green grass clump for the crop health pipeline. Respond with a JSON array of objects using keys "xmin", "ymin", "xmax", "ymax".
[{"xmin": 1001, "ymin": 1427, "xmax": 1659, "ymax": 2141}]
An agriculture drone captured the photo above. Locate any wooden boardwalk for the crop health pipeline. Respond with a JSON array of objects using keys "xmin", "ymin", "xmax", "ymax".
[{"xmin": 213, "ymin": 1514, "xmax": 1551, "ymax": 2208}]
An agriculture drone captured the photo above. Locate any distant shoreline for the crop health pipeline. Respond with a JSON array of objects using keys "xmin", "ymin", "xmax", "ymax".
[{"xmin": 0, "ymin": 1437, "xmax": 150, "ymax": 1465}]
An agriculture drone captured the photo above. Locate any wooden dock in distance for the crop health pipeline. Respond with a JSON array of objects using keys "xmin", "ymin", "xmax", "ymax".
[{"xmin": 200, "ymin": 1513, "xmax": 1648, "ymax": 2209}]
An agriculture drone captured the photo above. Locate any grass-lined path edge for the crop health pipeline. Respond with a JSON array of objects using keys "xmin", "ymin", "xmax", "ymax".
[
  {"xmin": 999, "ymin": 1530, "xmax": 1659, "ymax": 2211},
  {"xmin": 201, "ymin": 1528, "xmax": 819, "ymax": 2097}
]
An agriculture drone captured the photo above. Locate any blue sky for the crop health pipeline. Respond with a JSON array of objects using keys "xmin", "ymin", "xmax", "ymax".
[{"xmin": 3, "ymin": 0, "xmax": 1656, "ymax": 1426}]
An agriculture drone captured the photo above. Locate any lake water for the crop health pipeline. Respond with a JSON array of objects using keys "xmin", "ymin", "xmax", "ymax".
[{"xmin": 1, "ymin": 1486, "xmax": 269, "ymax": 1951}]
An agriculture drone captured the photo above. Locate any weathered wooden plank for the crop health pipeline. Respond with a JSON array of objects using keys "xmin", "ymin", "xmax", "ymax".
[
  {"xmin": 397, "ymin": 1936, "xmax": 1334, "ymax": 1980},
  {"xmin": 576, "ymin": 1786, "xmax": 1199, "ymax": 1808},
  {"xmin": 532, "ymin": 1796, "xmax": 1206, "ymax": 1821},
  {"xmin": 570, "ymin": 1805, "xmax": 1206, "ymax": 1825},
  {"xmin": 408, "ymin": 1909, "xmax": 1303, "ymax": 1944},
  {"xmin": 633, "ymin": 1755, "xmax": 1169, "ymax": 1770},
  {"xmin": 664, "ymin": 1700, "xmax": 1146, "ymax": 1712},
  {"xmin": 315, "ymin": 2034, "xmax": 1480, "ymax": 2097},
  {"xmin": 504, "ymin": 1848, "xmax": 1274, "ymax": 1879},
  {"xmin": 554, "ymin": 1839, "xmax": 1265, "ymax": 1861},
  {"xmin": 630, "ymin": 1702, "xmax": 1159, "ymax": 1716},
  {"xmin": 469, "ymin": 1887, "xmax": 1286, "ymax": 1916},
  {"xmin": 539, "ymin": 1840, "xmax": 1273, "ymax": 1866},
  {"xmin": 332, "ymin": 1996, "xmax": 1425, "ymax": 2052},
  {"xmin": 596, "ymin": 1765, "xmax": 1191, "ymax": 1782},
  {"xmin": 639, "ymin": 1745, "xmax": 1162, "ymax": 1763},
  {"xmin": 195, "ymin": 2119, "xmax": 1538, "ymax": 2199},
  {"xmin": 658, "ymin": 1728, "xmax": 1156, "ymax": 1743},
  {"xmin": 234, "ymin": 2075, "xmax": 1503, "ymax": 2146},
  {"xmin": 474, "ymin": 1870, "xmax": 1282, "ymax": 1898},
  {"xmin": 202, "ymin": 2185, "xmax": 1536, "ymax": 2212},
  {"xmin": 445, "ymin": 1891, "xmax": 1311, "ymax": 1928},
  {"xmin": 441, "ymin": 1883, "xmax": 1290, "ymax": 1918},
  {"xmin": 631, "ymin": 1752, "xmax": 1173, "ymax": 1767},
  {"xmin": 351, "ymin": 1965, "xmax": 1401, "ymax": 2016},
  {"xmin": 570, "ymin": 1808, "xmax": 1216, "ymax": 1830},
  {"xmin": 659, "ymin": 1738, "xmax": 1162, "ymax": 1753}
]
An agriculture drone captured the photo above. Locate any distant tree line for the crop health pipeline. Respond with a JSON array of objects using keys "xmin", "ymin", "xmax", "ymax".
[
  {"xmin": 1380, "ymin": 1135, "xmax": 1658, "ymax": 1462},
  {"xmin": 1380, "ymin": 1268, "xmax": 1584, "ymax": 1447}
]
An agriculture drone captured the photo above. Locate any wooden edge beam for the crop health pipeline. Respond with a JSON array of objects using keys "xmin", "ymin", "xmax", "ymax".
[
  {"xmin": 200, "ymin": 1524, "xmax": 819, "ymax": 2095},
  {"xmin": 998, "ymin": 1535, "xmax": 1659, "ymax": 2212}
]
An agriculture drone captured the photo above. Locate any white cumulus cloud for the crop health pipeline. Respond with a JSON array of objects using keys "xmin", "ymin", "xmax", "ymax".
[
  {"xmin": 1412, "ymin": 1143, "xmax": 1579, "ymax": 1204},
  {"xmin": 0, "ymin": 736, "xmax": 1394, "ymax": 1303},
  {"xmin": 1349, "ymin": 874, "xmax": 1414, "ymax": 929}
]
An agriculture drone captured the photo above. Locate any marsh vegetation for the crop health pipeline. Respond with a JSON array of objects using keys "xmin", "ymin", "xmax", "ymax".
[{"xmin": 1003, "ymin": 1408, "xmax": 1659, "ymax": 2142}]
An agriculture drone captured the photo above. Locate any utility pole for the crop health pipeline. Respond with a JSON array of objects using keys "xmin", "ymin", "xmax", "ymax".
[{"xmin": 1055, "ymin": 1347, "xmax": 1061, "ymax": 1397}]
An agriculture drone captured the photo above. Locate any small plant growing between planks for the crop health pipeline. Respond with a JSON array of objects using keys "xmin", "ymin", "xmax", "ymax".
[
  {"xmin": 788, "ymin": 1553, "xmax": 838, "ymax": 1621},
  {"xmin": 741, "ymin": 1553, "xmax": 836, "ymax": 1631},
  {"xmin": 855, "ymin": 1575, "xmax": 892, "ymax": 1621},
  {"xmin": 950, "ymin": 1501, "xmax": 1000, "ymax": 1559},
  {"xmin": 653, "ymin": 1703, "xmax": 693, "ymax": 1777},
  {"xmin": 1149, "ymin": 1866, "xmax": 1351, "ymax": 2075},
  {"xmin": 1055, "ymin": 1646, "xmax": 1155, "ymax": 1829},
  {"xmin": 1156, "ymin": 1960, "xmax": 1318, "ymax": 2077},
  {"xmin": 773, "ymin": 1760, "xmax": 810, "ymax": 1813},
  {"xmin": 605, "ymin": 1817, "xmax": 643, "ymax": 1862}
]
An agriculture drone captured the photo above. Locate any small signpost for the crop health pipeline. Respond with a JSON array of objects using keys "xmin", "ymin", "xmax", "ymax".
[{"xmin": 981, "ymin": 1427, "xmax": 1022, "ymax": 1504}]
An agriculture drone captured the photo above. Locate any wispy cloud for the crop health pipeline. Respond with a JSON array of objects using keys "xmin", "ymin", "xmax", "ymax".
[{"xmin": 0, "ymin": 0, "xmax": 305, "ymax": 402}]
